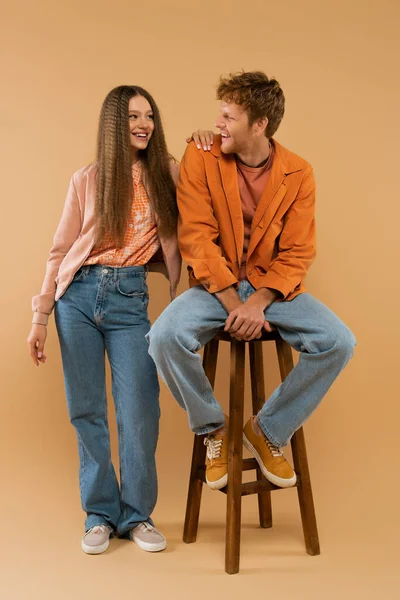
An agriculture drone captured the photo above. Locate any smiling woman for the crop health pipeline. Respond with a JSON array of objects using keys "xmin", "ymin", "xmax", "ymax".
[
  {"xmin": 94, "ymin": 86, "xmax": 178, "ymax": 250},
  {"xmin": 26, "ymin": 84, "xmax": 214, "ymax": 557}
]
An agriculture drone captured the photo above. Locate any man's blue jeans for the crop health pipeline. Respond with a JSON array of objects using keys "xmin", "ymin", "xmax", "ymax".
[
  {"xmin": 55, "ymin": 265, "xmax": 160, "ymax": 534},
  {"xmin": 147, "ymin": 281, "xmax": 356, "ymax": 447}
]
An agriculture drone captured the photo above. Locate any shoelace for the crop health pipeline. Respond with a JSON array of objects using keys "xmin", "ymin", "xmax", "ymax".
[
  {"xmin": 265, "ymin": 439, "xmax": 283, "ymax": 457},
  {"xmin": 204, "ymin": 436, "xmax": 223, "ymax": 464},
  {"xmin": 89, "ymin": 525, "xmax": 110, "ymax": 535},
  {"xmin": 137, "ymin": 522, "xmax": 154, "ymax": 533}
]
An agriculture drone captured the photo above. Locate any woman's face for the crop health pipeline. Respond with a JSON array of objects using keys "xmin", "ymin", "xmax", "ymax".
[{"xmin": 128, "ymin": 95, "xmax": 155, "ymax": 152}]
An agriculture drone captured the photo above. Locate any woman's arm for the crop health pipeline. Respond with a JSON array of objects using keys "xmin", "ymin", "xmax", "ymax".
[
  {"xmin": 32, "ymin": 173, "xmax": 83, "ymax": 325},
  {"xmin": 187, "ymin": 130, "xmax": 215, "ymax": 151},
  {"xmin": 28, "ymin": 173, "xmax": 83, "ymax": 367}
]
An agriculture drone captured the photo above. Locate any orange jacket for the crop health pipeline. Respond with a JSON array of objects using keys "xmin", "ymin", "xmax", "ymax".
[{"xmin": 177, "ymin": 136, "xmax": 316, "ymax": 301}]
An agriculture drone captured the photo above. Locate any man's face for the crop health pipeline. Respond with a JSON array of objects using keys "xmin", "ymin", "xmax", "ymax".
[{"xmin": 214, "ymin": 101, "xmax": 255, "ymax": 154}]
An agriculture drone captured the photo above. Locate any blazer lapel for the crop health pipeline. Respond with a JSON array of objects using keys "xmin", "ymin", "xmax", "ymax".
[
  {"xmin": 218, "ymin": 153, "xmax": 244, "ymax": 267},
  {"xmin": 247, "ymin": 142, "xmax": 302, "ymax": 258},
  {"xmin": 247, "ymin": 166, "xmax": 288, "ymax": 258}
]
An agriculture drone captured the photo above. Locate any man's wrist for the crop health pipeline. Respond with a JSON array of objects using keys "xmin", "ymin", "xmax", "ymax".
[
  {"xmin": 246, "ymin": 287, "xmax": 280, "ymax": 310},
  {"xmin": 215, "ymin": 285, "xmax": 243, "ymax": 313}
]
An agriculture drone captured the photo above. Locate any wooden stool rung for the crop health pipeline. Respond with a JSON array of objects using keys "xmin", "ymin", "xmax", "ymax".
[
  {"xmin": 197, "ymin": 464, "xmax": 300, "ymax": 495},
  {"xmin": 217, "ymin": 480, "xmax": 288, "ymax": 496},
  {"xmin": 242, "ymin": 458, "xmax": 258, "ymax": 471}
]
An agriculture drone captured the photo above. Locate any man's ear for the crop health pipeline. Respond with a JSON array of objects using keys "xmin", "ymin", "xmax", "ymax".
[{"xmin": 255, "ymin": 117, "xmax": 268, "ymax": 136}]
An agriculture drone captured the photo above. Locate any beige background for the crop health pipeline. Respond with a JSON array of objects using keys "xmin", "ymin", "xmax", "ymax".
[{"xmin": 1, "ymin": 0, "xmax": 399, "ymax": 598}]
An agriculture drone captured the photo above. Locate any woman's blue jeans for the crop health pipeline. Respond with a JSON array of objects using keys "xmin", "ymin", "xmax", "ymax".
[{"xmin": 55, "ymin": 265, "xmax": 159, "ymax": 535}]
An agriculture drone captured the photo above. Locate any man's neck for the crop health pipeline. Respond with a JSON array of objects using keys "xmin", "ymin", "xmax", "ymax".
[{"xmin": 236, "ymin": 138, "xmax": 271, "ymax": 168}]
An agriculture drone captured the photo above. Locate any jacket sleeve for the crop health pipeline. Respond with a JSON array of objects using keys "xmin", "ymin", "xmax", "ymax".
[
  {"xmin": 177, "ymin": 142, "xmax": 238, "ymax": 293},
  {"xmin": 261, "ymin": 166, "xmax": 316, "ymax": 299},
  {"xmin": 31, "ymin": 174, "xmax": 82, "ymax": 325}
]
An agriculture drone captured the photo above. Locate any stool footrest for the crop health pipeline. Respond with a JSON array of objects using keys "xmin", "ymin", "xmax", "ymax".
[
  {"xmin": 196, "ymin": 465, "xmax": 299, "ymax": 495},
  {"xmin": 242, "ymin": 458, "xmax": 258, "ymax": 471},
  {"xmin": 219, "ymin": 479, "xmax": 296, "ymax": 495}
]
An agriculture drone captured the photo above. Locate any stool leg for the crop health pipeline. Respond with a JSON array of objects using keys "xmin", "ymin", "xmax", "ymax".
[
  {"xmin": 275, "ymin": 338, "xmax": 321, "ymax": 556},
  {"xmin": 249, "ymin": 342, "xmax": 273, "ymax": 529},
  {"xmin": 225, "ymin": 339, "xmax": 245, "ymax": 575},
  {"xmin": 183, "ymin": 338, "xmax": 219, "ymax": 543}
]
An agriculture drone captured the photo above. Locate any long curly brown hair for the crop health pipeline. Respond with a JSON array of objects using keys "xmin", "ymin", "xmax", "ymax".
[{"xmin": 95, "ymin": 85, "xmax": 177, "ymax": 246}]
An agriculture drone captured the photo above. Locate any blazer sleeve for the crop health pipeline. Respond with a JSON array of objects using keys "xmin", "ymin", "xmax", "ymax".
[
  {"xmin": 177, "ymin": 142, "xmax": 238, "ymax": 293},
  {"xmin": 261, "ymin": 166, "xmax": 316, "ymax": 298},
  {"xmin": 31, "ymin": 174, "xmax": 82, "ymax": 324}
]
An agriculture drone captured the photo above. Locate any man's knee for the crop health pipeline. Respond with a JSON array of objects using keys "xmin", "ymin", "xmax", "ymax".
[
  {"xmin": 147, "ymin": 317, "xmax": 173, "ymax": 360},
  {"xmin": 334, "ymin": 324, "xmax": 356, "ymax": 363}
]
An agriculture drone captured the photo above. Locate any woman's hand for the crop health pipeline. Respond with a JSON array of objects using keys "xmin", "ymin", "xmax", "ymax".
[
  {"xmin": 186, "ymin": 130, "xmax": 214, "ymax": 151},
  {"xmin": 27, "ymin": 324, "xmax": 48, "ymax": 367}
]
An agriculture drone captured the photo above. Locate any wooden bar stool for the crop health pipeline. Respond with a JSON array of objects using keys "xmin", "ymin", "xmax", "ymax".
[{"xmin": 183, "ymin": 329, "xmax": 320, "ymax": 574}]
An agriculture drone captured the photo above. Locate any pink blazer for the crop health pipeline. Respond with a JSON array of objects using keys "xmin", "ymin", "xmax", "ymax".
[{"xmin": 32, "ymin": 161, "xmax": 182, "ymax": 325}]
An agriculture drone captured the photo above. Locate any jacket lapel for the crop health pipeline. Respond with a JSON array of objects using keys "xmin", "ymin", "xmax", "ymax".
[
  {"xmin": 218, "ymin": 153, "xmax": 244, "ymax": 267},
  {"xmin": 247, "ymin": 166, "xmax": 287, "ymax": 258},
  {"xmin": 247, "ymin": 141, "xmax": 302, "ymax": 258}
]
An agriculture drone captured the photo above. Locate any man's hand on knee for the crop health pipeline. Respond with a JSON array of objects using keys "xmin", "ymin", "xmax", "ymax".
[{"xmin": 224, "ymin": 303, "xmax": 270, "ymax": 341}]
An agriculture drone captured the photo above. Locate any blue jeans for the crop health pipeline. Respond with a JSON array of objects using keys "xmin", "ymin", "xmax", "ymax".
[
  {"xmin": 55, "ymin": 265, "xmax": 160, "ymax": 535},
  {"xmin": 147, "ymin": 281, "xmax": 356, "ymax": 447}
]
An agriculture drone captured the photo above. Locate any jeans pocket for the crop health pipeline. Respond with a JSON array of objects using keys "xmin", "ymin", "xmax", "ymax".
[
  {"xmin": 72, "ymin": 266, "xmax": 90, "ymax": 283},
  {"xmin": 72, "ymin": 268, "xmax": 84, "ymax": 283},
  {"xmin": 116, "ymin": 274, "xmax": 146, "ymax": 297}
]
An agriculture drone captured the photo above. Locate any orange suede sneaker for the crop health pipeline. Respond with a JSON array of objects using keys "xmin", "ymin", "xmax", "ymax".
[
  {"xmin": 204, "ymin": 420, "xmax": 229, "ymax": 490},
  {"xmin": 243, "ymin": 417, "xmax": 297, "ymax": 488}
]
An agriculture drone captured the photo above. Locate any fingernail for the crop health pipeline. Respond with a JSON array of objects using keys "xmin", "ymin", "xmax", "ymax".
[
  {"xmin": 38, "ymin": 352, "xmax": 42, "ymax": 358},
  {"xmin": 203, "ymin": 146, "xmax": 207, "ymax": 150},
  {"xmin": 197, "ymin": 144, "xmax": 201, "ymax": 149}
]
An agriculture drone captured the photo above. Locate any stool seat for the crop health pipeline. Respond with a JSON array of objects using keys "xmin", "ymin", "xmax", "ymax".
[{"xmin": 183, "ymin": 329, "xmax": 320, "ymax": 574}]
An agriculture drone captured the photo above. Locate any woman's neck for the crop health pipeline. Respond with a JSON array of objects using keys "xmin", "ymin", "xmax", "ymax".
[{"xmin": 131, "ymin": 147, "xmax": 140, "ymax": 164}]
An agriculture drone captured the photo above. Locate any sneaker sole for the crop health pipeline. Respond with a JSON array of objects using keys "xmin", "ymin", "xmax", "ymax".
[
  {"xmin": 243, "ymin": 433, "xmax": 297, "ymax": 488},
  {"xmin": 132, "ymin": 536, "xmax": 167, "ymax": 552},
  {"xmin": 81, "ymin": 539, "xmax": 110, "ymax": 554},
  {"xmin": 205, "ymin": 473, "xmax": 228, "ymax": 490}
]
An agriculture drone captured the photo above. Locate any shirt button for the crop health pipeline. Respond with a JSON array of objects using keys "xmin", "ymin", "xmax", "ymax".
[
  {"xmin": 129, "ymin": 224, "xmax": 133, "ymax": 228},
  {"xmin": 102, "ymin": 268, "xmax": 108, "ymax": 274}
]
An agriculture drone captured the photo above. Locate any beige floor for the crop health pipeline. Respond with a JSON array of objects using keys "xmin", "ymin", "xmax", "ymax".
[{"xmin": 4, "ymin": 417, "xmax": 398, "ymax": 600}]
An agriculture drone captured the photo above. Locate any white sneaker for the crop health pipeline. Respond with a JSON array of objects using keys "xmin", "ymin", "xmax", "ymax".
[
  {"xmin": 81, "ymin": 524, "xmax": 112, "ymax": 555},
  {"xmin": 130, "ymin": 522, "xmax": 167, "ymax": 552}
]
